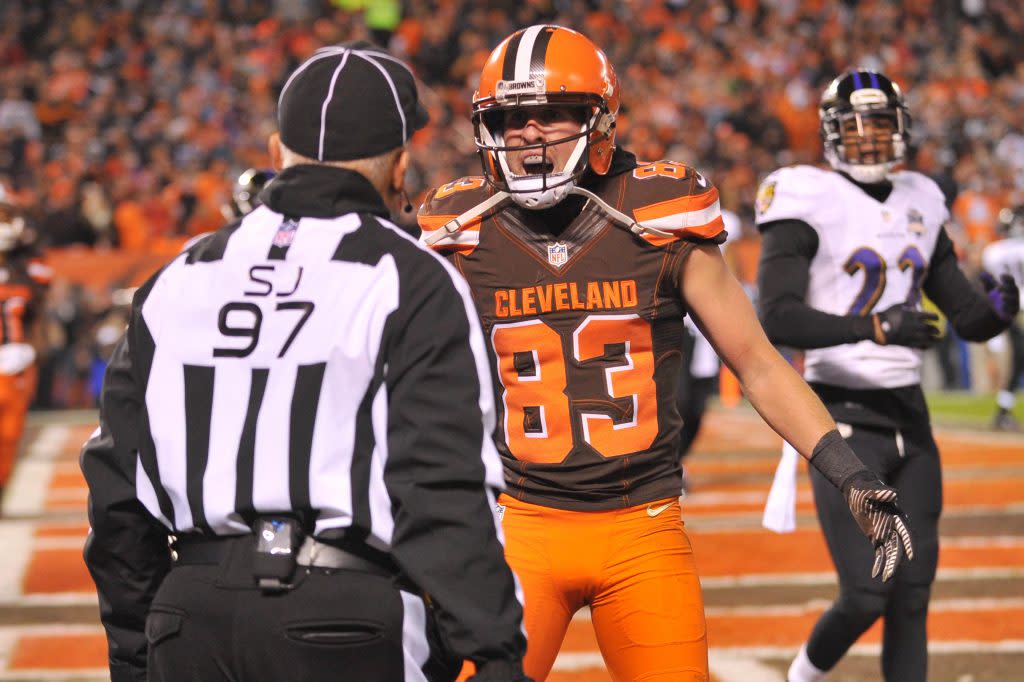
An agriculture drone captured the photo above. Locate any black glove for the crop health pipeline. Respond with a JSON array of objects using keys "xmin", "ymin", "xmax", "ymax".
[
  {"xmin": 872, "ymin": 303, "xmax": 940, "ymax": 348},
  {"xmin": 981, "ymin": 272, "xmax": 1020, "ymax": 321},
  {"xmin": 842, "ymin": 470, "xmax": 915, "ymax": 581}
]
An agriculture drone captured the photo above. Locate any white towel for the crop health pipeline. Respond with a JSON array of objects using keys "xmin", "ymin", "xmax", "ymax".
[
  {"xmin": 0, "ymin": 343, "xmax": 35, "ymax": 375},
  {"xmin": 762, "ymin": 440, "xmax": 799, "ymax": 533}
]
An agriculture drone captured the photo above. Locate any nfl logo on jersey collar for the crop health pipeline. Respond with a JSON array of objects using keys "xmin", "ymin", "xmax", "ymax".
[
  {"xmin": 548, "ymin": 242, "xmax": 568, "ymax": 266},
  {"xmin": 273, "ymin": 219, "xmax": 299, "ymax": 248}
]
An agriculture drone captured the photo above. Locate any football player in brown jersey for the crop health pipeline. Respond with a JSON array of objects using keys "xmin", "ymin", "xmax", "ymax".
[
  {"xmin": 0, "ymin": 183, "xmax": 51, "ymax": 498},
  {"xmin": 419, "ymin": 26, "xmax": 915, "ymax": 681}
]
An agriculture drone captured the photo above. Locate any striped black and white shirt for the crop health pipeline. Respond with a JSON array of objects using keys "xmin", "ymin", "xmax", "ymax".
[{"xmin": 81, "ymin": 164, "xmax": 526, "ymax": 679}]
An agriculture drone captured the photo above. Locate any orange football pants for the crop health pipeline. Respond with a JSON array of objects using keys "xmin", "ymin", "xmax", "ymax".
[
  {"xmin": 0, "ymin": 366, "xmax": 36, "ymax": 488},
  {"xmin": 499, "ymin": 493, "xmax": 707, "ymax": 681}
]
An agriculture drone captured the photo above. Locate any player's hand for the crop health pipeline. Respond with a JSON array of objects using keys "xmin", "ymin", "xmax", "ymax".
[
  {"xmin": 872, "ymin": 303, "xmax": 940, "ymax": 348},
  {"xmin": 981, "ymin": 272, "xmax": 1020, "ymax": 321},
  {"xmin": 842, "ymin": 470, "xmax": 914, "ymax": 581}
]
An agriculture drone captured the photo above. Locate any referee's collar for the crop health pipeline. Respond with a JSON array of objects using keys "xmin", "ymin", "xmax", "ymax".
[{"xmin": 259, "ymin": 164, "xmax": 391, "ymax": 219}]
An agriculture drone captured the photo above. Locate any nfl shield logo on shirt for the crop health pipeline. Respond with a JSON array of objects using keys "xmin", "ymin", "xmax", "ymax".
[
  {"xmin": 547, "ymin": 242, "xmax": 568, "ymax": 266},
  {"xmin": 273, "ymin": 219, "xmax": 299, "ymax": 248},
  {"xmin": 907, "ymin": 208, "xmax": 926, "ymax": 236}
]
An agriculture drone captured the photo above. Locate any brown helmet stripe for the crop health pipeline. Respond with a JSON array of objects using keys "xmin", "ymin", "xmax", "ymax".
[
  {"xmin": 501, "ymin": 30, "xmax": 525, "ymax": 81},
  {"xmin": 529, "ymin": 26, "xmax": 554, "ymax": 78}
]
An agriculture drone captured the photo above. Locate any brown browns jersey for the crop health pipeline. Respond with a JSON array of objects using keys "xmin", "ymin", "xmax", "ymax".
[
  {"xmin": 419, "ymin": 151, "xmax": 725, "ymax": 511},
  {"xmin": 0, "ymin": 250, "xmax": 51, "ymax": 346}
]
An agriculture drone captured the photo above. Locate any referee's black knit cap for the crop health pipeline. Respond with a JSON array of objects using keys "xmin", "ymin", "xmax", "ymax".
[{"xmin": 277, "ymin": 42, "xmax": 429, "ymax": 162}]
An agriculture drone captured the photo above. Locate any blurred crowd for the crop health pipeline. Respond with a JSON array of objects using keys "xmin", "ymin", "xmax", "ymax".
[{"xmin": 1, "ymin": 0, "xmax": 1022, "ymax": 408}]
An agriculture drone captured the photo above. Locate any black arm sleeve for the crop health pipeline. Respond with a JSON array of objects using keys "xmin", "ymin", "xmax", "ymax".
[
  {"xmin": 81, "ymin": 332, "xmax": 171, "ymax": 682},
  {"xmin": 757, "ymin": 219, "xmax": 875, "ymax": 348},
  {"xmin": 382, "ymin": 254, "xmax": 526, "ymax": 670},
  {"xmin": 924, "ymin": 227, "xmax": 1010, "ymax": 341}
]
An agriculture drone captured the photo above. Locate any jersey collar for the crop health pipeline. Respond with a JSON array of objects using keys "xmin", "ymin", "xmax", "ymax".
[
  {"xmin": 259, "ymin": 164, "xmax": 391, "ymax": 219},
  {"xmin": 838, "ymin": 170, "xmax": 893, "ymax": 203}
]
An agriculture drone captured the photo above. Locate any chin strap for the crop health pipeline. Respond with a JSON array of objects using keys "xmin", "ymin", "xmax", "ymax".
[
  {"xmin": 423, "ymin": 191, "xmax": 510, "ymax": 246},
  {"xmin": 423, "ymin": 184, "xmax": 676, "ymax": 247}
]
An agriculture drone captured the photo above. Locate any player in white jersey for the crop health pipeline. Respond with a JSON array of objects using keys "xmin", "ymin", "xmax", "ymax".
[
  {"xmin": 983, "ymin": 207, "xmax": 1024, "ymax": 429},
  {"xmin": 756, "ymin": 70, "xmax": 1019, "ymax": 682}
]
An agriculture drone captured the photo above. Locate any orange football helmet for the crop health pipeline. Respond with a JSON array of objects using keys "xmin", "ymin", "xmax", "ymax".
[{"xmin": 472, "ymin": 25, "xmax": 619, "ymax": 209}]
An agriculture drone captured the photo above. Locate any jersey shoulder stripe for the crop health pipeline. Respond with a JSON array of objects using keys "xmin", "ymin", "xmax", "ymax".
[
  {"xmin": 622, "ymin": 160, "xmax": 725, "ymax": 245},
  {"xmin": 417, "ymin": 177, "xmax": 492, "ymax": 254}
]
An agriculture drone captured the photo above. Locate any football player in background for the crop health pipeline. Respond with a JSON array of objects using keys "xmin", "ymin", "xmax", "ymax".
[
  {"xmin": 756, "ymin": 70, "xmax": 1019, "ymax": 682},
  {"xmin": 983, "ymin": 206, "xmax": 1024, "ymax": 430},
  {"xmin": 420, "ymin": 29, "xmax": 914, "ymax": 681},
  {"xmin": 0, "ymin": 183, "xmax": 52, "ymax": 499},
  {"xmin": 180, "ymin": 168, "xmax": 275, "ymax": 253},
  {"xmin": 220, "ymin": 168, "xmax": 275, "ymax": 221}
]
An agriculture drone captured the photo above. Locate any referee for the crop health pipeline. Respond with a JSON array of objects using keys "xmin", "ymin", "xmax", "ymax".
[{"xmin": 81, "ymin": 42, "xmax": 529, "ymax": 682}]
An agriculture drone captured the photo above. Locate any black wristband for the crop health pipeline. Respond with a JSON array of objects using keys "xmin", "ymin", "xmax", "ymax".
[
  {"xmin": 809, "ymin": 429, "xmax": 870, "ymax": 492},
  {"xmin": 850, "ymin": 314, "xmax": 875, "ymax": 341}
]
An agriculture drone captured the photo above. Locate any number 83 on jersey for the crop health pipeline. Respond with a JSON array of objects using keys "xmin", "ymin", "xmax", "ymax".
[{"xmin": 490, "ymin": 314, "xmax": 659, "ymax": 464}]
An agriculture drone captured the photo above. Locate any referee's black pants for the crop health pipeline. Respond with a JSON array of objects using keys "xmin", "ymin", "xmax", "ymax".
[
  {"xmin": 805, "ymin": 421, "xmax": 942, "ymax": 682},
  {"xmin": 145, "ymin": 539, "xmax": 458, "ymax": 682}
]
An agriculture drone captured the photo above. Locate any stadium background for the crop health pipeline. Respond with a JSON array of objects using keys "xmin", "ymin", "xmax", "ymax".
[{"xmin": 0, "ymin": 0, "xmax": 1022, "ymax": 680}]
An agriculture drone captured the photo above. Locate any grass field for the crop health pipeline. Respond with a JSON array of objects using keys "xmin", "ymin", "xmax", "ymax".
[{"xmin": 926, "ymin": 390, "xmax": 1024, "ymax": 429}]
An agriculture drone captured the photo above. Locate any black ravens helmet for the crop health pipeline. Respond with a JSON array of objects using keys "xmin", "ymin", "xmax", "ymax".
[
  {"xmin": 820, "ymin": 70, "xmax": 910, "ymax": 184},
  {"xmin": 222, "ymin": 168, "xmax": 275, "ymax": 220}
]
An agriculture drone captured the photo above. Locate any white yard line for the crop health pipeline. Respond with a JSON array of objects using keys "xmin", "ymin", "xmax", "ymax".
[
  {"xmin": 3, "ymin": 425, "xmax": 71, "ymax": 517},
  {"xmin": 0, "ymin": 593, "xmax": 94, "ymax": 607},
  {"xmin": 2, "ymin": 461, "xmax": 56, "ymax": 517},
  {"xmin": 708, "ymin": 653, "xmax": 785, "ymax": 682},
  {"xmin": 0, "ymin": 524, "xmax": 34, "ymax": 600},
  {"xmin": 24, "ymin": 426, "xmax": 71, "ymax": 462}
]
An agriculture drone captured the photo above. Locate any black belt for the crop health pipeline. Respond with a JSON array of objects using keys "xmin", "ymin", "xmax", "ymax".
[{"xmin": 172, "ymin": 535, "xmax": 395, "ymax": 578}]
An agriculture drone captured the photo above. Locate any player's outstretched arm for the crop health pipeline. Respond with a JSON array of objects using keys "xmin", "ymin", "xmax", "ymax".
[{"xmin": 683, "ymin": 243, "xmax": 913, "ymax": 580}]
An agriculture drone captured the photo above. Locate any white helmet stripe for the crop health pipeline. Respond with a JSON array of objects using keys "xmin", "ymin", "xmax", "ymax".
[{"xmin": 514, "ymin": 25, "xmax": 545, "ymax": 81}]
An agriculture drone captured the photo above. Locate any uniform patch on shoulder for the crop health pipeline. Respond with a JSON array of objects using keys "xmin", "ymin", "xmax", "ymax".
[{"xmin": 756, "ymin": 181, "xmax": 776, "ymax": 216}]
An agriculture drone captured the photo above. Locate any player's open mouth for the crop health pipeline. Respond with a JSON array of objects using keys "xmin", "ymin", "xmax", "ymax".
[{"xmin": 522, "ymin": 154, "xmax": 555, "ymax": 175}]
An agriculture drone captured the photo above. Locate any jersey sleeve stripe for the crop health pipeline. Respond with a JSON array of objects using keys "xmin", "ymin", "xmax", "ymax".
[
  {"xmin": 417, "ymin": 214, "xmax": 482, "ymax": 252},
  {"xmin": 633, "ymin": 194, "xmax": 725, "ymax": 240},
  {"xmin": 632, "ymin": 188, "xmax": 719, "ymax": 223}
]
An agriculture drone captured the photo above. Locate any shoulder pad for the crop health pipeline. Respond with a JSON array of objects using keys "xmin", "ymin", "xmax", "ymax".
[
  {"xmin": 622, "ymin": 160, "xmax": 725, "ymax": 246},
  {"xmin": 892, "ymin": 170, "xmax": 945, "ymax": 203},
  {"xmin": 417, "ymin": 177, "xmax": 491, "ymax": 253},
  {"xmin": 755, "ymin": 165, "xmax": 831, "ymax": 227}
]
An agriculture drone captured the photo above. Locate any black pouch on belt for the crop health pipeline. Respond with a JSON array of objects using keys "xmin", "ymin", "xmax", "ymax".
[{"xmin": 253, "ymin": 516, "xmax": 304, "ymax": 592}]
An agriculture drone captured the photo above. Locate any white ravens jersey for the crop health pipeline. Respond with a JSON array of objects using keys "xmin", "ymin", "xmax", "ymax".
[
  {"xmin": 982, "ymin": 237, "xmax": 1024, "ymax": 289},
  {"xmin": 756, "ymin": 165, "xmax": 948, "ymax": 389}
]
